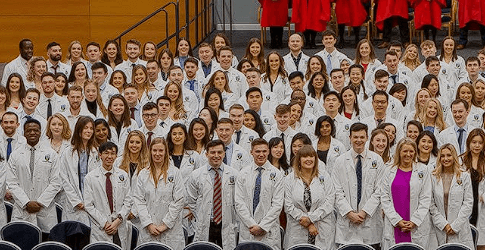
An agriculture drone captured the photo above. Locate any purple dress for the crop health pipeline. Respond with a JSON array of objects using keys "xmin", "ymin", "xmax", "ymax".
[{"xmin": 392, "ymin": 168, "xmax": 412, "ymax": 243}]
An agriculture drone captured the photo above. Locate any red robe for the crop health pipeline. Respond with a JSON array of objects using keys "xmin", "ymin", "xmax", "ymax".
[
  {"xmin": 375, "ymin": 0, "xmax": 409, "ymax": 30},
  {"xmin": 259, "ymin": 0, "xmax": 289, "ymax": 27},
  {"xmin": 334, "ymin": 0, "xmax": 369, "ymax": 27},
  {"xmin": 458, "ymin": 0, "xmax": 485, "ymax": 28},
  {"xmin": 291, "ymin": 0, "xmax": 331, "ymax": 32},
  {"xmin": 411, "ymin": 0, "xmax": 445, "ymax": 29}
]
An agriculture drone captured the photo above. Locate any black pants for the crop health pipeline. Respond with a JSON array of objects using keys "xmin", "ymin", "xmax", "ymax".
[
  {"xmin": 459, "ymin": 23, "xmax": 485, "ymax": 45},
  {"xmin": 209, "ymin": 221, "xmax": 222, "ymax": 247},
  {"xmin": 382, "ymin": 17, "xmax": 410, "ymax": 43},
  {"xmin": 270, "ymin": 27, "xmax": 284, "ymax": 48}
]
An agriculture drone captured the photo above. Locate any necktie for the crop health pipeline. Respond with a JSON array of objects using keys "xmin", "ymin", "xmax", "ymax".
[
  {"xmin": 25, "ymin": 115, "xmax": 32, "ymax": 120},
  {"xmin": 188, "ymin": 80, "xmax": 195, "ymax": 91},
  {"xmin": 280, "ymin": 132, "xmax": 285, "ymax": 144},
  {"xmin": 147, "ymin": 131, "xmax": 154, "ymax": 146},
  {"xmin": 131, "ymin": 63, "xmax": 136, "ymax": 68},
  {"xmin": 213, "ymin": 169, "xmax": 222, "ymax": 224},
  {"xmin": 47, "ymin": 99, "xmax": 52, "ymax": 119},
  {"xmin": 130, "ymin": 107, "xmax": 135, "ymax": 120},
  {"xmin": 390, "ymin": 75, "xmax": 398, "ymax": 84},
  {"xmin": 223, "ymin": 146, "xmax": 228, "ymax": 164},
  {"xmin": 458, "ymin": 128, "xmax": 465, "ymax": 154},
  {"xmin": 326, "ymin": 54, "xmax": 332, "ymax": 75},
  {"xmin": 481, "ymin": 72, "xmax": 485, "ymax": 78},
  {"xmin": 51, "ymin": 65, "xmax": 58, "ymax": 74},
  {"xmin": 106, "ymin": 172, "xmax": 114, "ymax": 213},
  {"xmin": 356, "ymin": 155, "xmax": 362, "ymax": 206},
  {"xmin": 377, "ymin": 119, "xmax": 383, "ymax": 126},
  {"xmin": 160, "ymin": 121, "xmax": 166, "ymax": 128},
  {"xmin": 29, "ymin": 147, "xmax": 35, "ymax": 181},
  {"xmin": 235, "ymin": 130, "xmax": 242, "ymax": 144},
  {"xmin": 253, "ymin": 167, "xmax": 263, "ymax": 213},
  {"xmin": 6, "ymin": 138, "xmax": 12, "ymax": 161}
]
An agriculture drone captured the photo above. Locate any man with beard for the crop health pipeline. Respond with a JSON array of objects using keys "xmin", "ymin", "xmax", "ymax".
[
  {"xmin": 46, "ymin": 42, "xmax": 71, "ymax": 76},
  {"xmin": 59, "ymin": 86, "xmax": 95, "ymax": 131},
  {"xmin": 36, "ymin": 72, "xmax": 69, "ymax": 120},
  {"xmin": 1, "ymin": 39, "xmax": 34, "ymax": 85}
]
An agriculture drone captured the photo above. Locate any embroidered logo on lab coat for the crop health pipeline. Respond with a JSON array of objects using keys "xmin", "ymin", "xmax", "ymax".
[
  {"xmin": 237, "ymin": 153, "xmax": 242, "ymax": 160},
  {"xmin": 249, "ymin": 136, "xmax": 254, "ymax": 142},
  {"xmin": 319, "ymin": 176, "xmax": 325, "ymax": 184},
  {"xmin": 184, "ymin": 96, "xmax": 189, "ymax": 101},
  {"xmin": 189, "ymin": 157, "xmax": 195, "ymax": 165},
  {"xmin": 345, "ymin": 124, "xmax": 350, "ymax": 130},
  {"xmin": 44, "ymin": 154, "xmax": 51, "ymax": 163},
  {"xmin": 457, "ymin": 179, "xmax": 462, "ymax": 185},
  {"xmin": 265, "ymin": 95, "xmax": 270, "ymax": 101},
  {"xmin": 456, "ymin": 62, "xmax": 460, "ymax": 69},
  {"xmin": 418, "ymin": 172, "xmax": 424, "ymax": 179},
  {"xmin": 309, "ymin": 102, "xmax": 314, "ymax": 108},
  {"xmin": 442, "ymin": 69, "xmax": 447, "ymax": 74},
  {"xmin": 229, "ymin": 176, "xmax": 235, "ymax": 184},
  {"xmin": 168, "ymin": 176, "xmax": 174, "ymax": 183},
  {"xmin": 263, "ymin": 118, "xmax": 269, "ymax": 125},
  {"xmin": 60, "ymin": 104, "xmax": 66, "ymax": 112},
  {"xmin": 334, "ymin": 147, "xmax": 340, "ymax": 153},
  {"xmin": 309, "ymin": 119, "xmax": 314, "ymax": 125},
  {"xmin": 236, "ymin": 75, "xmax": 240, "ymax": 81},
  {"xmin": 270, "ymin": 172, "xmax": 276, "ymax": 181},
  {"xmin": 372, "ymin": 160, "xmax": 377, "ymax": 168},
  {"xmin": 119, "ymin": 174, "xmax": 125, "ymax": 181},
  {"xmin": 96, "ymin": 155, "xmax": 100, "ymax": 161},
  {"xmin": 474, "ymin": 114, "xmax": 479, "ymax": 120}
]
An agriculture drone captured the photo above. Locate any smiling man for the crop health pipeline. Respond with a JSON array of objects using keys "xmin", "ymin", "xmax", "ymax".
[
  {"xmin": 114, "ymin": 39, "xmax": 147, "ymax": 83},
  {"xmin": 1, "ymin": 39, "xmax": 34, "ymax": 85},
  {"xmin": 215, "ymin": 118, "xmax": 251, "ymax": 170},
  {"xmin": 263, "ymin": 104, "xmax": 296, "ymax": 160},
  {"xmin": 36, "ymin": 72, "xmax": 69, "ymax": 120}
]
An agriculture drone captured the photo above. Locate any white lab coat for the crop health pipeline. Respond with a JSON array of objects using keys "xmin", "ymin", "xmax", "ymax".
[
  {"xmin": 133, "ymin": 167, "xmax": 185, "ymax": 250},
  {"xmin": 312, "ymin": 138, "xmax": 345, "ymax": 175},
  {"xmin": 429, "ymin": 171, "xmax": 474, "ymax": 249},
  {"xmin": 437, "ymin": 125, "xmax": 476, "ymax": 155},
  {"xmin": 59, "ymin": 146, "xmax": 101, "ymax": 224},
  {"xmin": 283, "ymin": 52, "xmax": 310, "ymax": 75},
  {"xmin": 332, "ymin": 149, "xmax": 384, "ymax": 245},
  {"xmin": 233, "ymin": 126, "xmax": 260, "ymax": 153},
  {"xmin": 84, "ymin": 167, "xmax": 132, "ymax": 249},
  {"xmin": 234, "ymin": 161, "xmax": 284, "ymax": 250},
  {"xmin": 1, "ymin": 55, "xmax": 29, "ymax": 86},
  {"xmin": 35, "ymin": 94, "xmax": 69, "ymax": 120},
  {"xmin": 109, "ymin": 119, "xmax": 140, "ymax": 149},
  {"xmin": 260, "ymin": 74, "xmax": 292, "ymax": 104},
  {"xmin": 6, "ymin": 143, "xmax": 61, "ymax": 232},
  {"xmin": 477, "ymin": 176, "xmax": 485, "ymax": 245},
  {"xmin": 380, "ymin": 163, "xmax": 433, "ymax": 250},
  {"xmin": 284, "ymin": 171, "xmax": 336, "ymax": 250},
  {"xmin": 0, "ymin": 161, "xmax": 7, "ymax": 228},
  {"xmin": 186, "ymin": 164, "xmax": 239, "ymax": 250}
]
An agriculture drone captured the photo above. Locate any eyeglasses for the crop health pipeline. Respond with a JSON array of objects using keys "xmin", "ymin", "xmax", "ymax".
[{"xmin": 142, "ymin": 113, "xmax": 158, "ymax": 118}]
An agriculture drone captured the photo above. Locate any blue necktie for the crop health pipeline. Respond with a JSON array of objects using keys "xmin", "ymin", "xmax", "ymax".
[
  {"xmin": 326, "ymin": 54, "xmax": 332, "ymax": 75},
  {"xmin": 253, "ymin": 167, "xmax": 263, "ymax": 213},
  {"xmin": 25, "ymin": 115, "xmax": 32, "ymax": 120},
  {"xmin": 458, "ymin": 128, "xmax": 465, "ymax": 154},
  {"xmin": 188, "ymin": 80, "xmax": 195, "ymax": 91},
  {"xmin": 390, "ymin": 75, "xmax": 398, "ymax": 84},
  {"xmin": 6, "ymin": 138, "xmax": 12, "ymax": 161},
  {"xmin": 356, "ymin": 155, "xmax": 362, "ymax": 206},
  {"xmin": 235, "ymin": 130, "xmax": 242, "ymax": 144}
]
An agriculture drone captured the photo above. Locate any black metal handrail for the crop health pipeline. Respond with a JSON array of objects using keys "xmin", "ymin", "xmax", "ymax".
[{"xmin": 113, "ymin": 0, "xmax": 215, "ymax": 51}]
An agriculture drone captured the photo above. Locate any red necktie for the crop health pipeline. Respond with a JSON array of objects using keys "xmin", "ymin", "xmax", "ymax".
[
  {"xmin": 213, "ymin": 169, "xmax": 222, "ymax": 224},
  {"xmin": 147, "ymin": 132, "xmax": 154, "ymax": 146},
  {"xmin": 106, "ymin": 172, "xmax": 113, "ymax": 213},
  {"xmin": 130, "ymin": 107, "xmax": 135, "ymax": 120}
]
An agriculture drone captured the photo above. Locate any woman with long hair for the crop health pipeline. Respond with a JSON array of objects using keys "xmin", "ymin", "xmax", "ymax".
[
  {"xmin": 212, "ymin": 33, "xmax": 239, "ymax": 67},
  {"xmin": 380, "ymin": 138, "xmax": 433, "ymax": 249},
  {"xmin": 312, "ymin": 115, "xmax": 345, "ymax": 172},
  {"xmin": 348, "ymin": 64, "xmax": 369, "ymax": 103},
  {"xmin": 305, "ymin": 56, "xmax": 327, "ymax": 82},
  {"xmin": 174, "ymin": 38, "xmax": 193, "ymax": 68},
  {"xmin": 157, "ymin": 48, "xmax": 174, "ymax": 83},
  {"xmin": 243, "ymin": 109, "xmax": 266, "ymax": 138},
  {"xmin": 65, "ymin": 41, "xmax": 86, "ymax": 66},
  {"xmin": 114, "ymin": 130, "xmax": 149, "ymax": 181},
  {"xmin": 140, "ymin": 41, "xmax": 157, "ymax": 61},
  {"xmin": 236, "ymin": 58, "xmax": 254, "ymax": 75},
  {"xmin": 107, "ymin": 94, "xmax": 138, "ymax": 148},
  {"xmin": 307, "ymin": 72, "xmax": 330, "ymax": 106},
  {"xmin": 25, "ymin": 57, "xmax": 46, "ymax": 90},
  {"xmin": 284, "ymin": 145, "xmax": 335, "ymax": 249},
  {"xmin": 461, "ymin": 128, "xmax": 485, "ymax": 250},
  {"xmin": 474, "ymin": 79, "xmax": 485, "ymax": 108},
  {"xmin": 132, "ymin": 65, "xmax": 159, "ymax": 104},
  {"xmin": 401, "ymin": 44, "xmax": 421, "ymax": 71},
  {"xmin": 164, "ymin": 82, "xmax": 192, "ymax": 125},
  {"xmin": 289, "ymin": 133, "xmax": 313, "ymax": 167},
  {"xmin": 198, "ymin": 107, "xmax": 218, "ymax": 140},
  {"xmin": 59, "ymin": 116, "xmax": 101, "ymax": 224},
  {"xmin": 261, "ymin": 51, "xmax": 289, "ymax": 103},
  {"xmin": 416, "ymin": 130, "xmax": 438, "ymax": 167},
  {"xmin": 452, "ymin": 82, "xmax": 484, "ymax": 128},
  {"xmin": 406, "ymin": 120, "xmax": 423, "ymax": 142},
  {"xmin": 430, "ymin": 144, "xmax": 474, "ymax": 249},
  {"xmin": 369, "ymin": 128, "xmax": 392, "ymax": 164},
  {"xmin": 109, "ymin": 70, "xmax": 127, "ymax": 94},
  {"xmin": 82, "ymin": 80, "xmax": 108, "ymax": 118},
  {"xmin": 186, "ymin": 118, "xmax": 210, "ymax": 154},
  {"xmin": 418, "ymin": 98, "xmax": 447, "ymax": 136},
  {"xmin": 377, "ymin": 123, "xmax": 398, "ymax": 156},
  {"xmin": 67, "ymin": 61, "xmax": 89, "ymax": 88},
  {"xmin": 288, "ymin": 101, "xmax": 315, "ymax": 135},
  {"xmin": 404, "ymin": 88, "xmax": 431, "ymax": 128},
  {"xmin": 389, "ymin": 83, "xmax": 408, "ymax": 109},
  {"xmin": 243, "ymin": 38, "xmax": 266, "ymax": 71},
  {"xmin": 439, "ymin": 36, "xmax": 467, "ymax": 83},
  {"xmin": 421, "ymin": 74, "xmax": 451, "ymax": 113},
  {"xmin": 6, "ymin": 73, "xmax": 25, "ymax": 110},
  {"xmin": 133, "ymin": 137, "xmax": 185, "ymax": 248},
  {"xmin": 54, "ymin": 73, "xmax": 69, "ymax": 97},
  {"xmin": 94, "ymin": 118, "xmax": 111, "ymax": 147},
  {"xmin": 101, "ymin": 40, "xmax": 123, "ymax": 70},
  {"xmin": 354, "ymin": 39, "xmax": 381, "ymax": 75},
  {"xmin": 44, "ymin": 113, "xmax": 72, "ymax": 154},
  {"xmin": 339, "ymin": 85, "xmax": 361, "ymax": 121},
  {"xmin": 268, "ymin": 137, "xmax": 291, "ymax": 176},
  {"xmin": 203, "ymin": 70, "xmax": 236, "ymax": 110},
  {"xmin": 204, "ymin": 87, "xmax": 228, "ymax": 119}
]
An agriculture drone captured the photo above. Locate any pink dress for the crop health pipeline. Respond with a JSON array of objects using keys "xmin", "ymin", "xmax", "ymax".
[{"xmin": 392, "ymin": 168, "xmax": 412, "ymax": 243}]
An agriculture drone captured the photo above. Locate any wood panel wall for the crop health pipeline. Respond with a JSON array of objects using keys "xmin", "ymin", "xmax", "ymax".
[{"xmin": 0, "ymin": 0, "xmax": 209, "ymax": 63}]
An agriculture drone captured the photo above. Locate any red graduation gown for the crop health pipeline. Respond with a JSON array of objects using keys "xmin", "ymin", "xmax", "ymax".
[
  {"xmin": 458, "ymin": 0, "xmax": 485, "ymax": 28},
  {"xmin": 411, "ymin": 0, "xmax": 445, "ymax": 30},
  {"xmin": 291, "ymin": 0, "xmax": 331, "ymax": 32},
  {"xmin": 259, "ymin": 0, "xmax": 289, "ymax": 27},
  {"xmin": 334, "ymin": 0, "xmax": 369, "ymax": 27},
  {"xmin": 375, "ymin": 0, "xmax": 409, "ymax": 30}
]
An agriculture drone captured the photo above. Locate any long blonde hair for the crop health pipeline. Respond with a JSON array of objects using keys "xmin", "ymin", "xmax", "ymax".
[
  {"xmin": 120, "ymin": 131, "xmax": 149, "ymax": 176},
  {"xmin": 149, "ymin": 137, "xmax": 170, "ymax": 187},
  {"xmin": 392, "ymin": 138, "xmax": 417, "ymax": 168},
  {"xmin": 26, "ymin": 57, "xmax": 46, "ymax": 82},
  {"xmin": 292, "ymin": 145, "xmax": 319, "ymax": 183},
  {"xmin": 413, "ymin": 88, "xmax": 432, "ymax": 120},
  {"xmin": 418, "ymin": 98, "xmax": 447, "ymax": 131},
  {"xmin": 433, "ymin": 144, "xmax": 462, "ymax": 181},
  {"xmin": 401, "ymin": 44, "xmax": 421, "ymax": 71},
  {"xmin": 164, "ymin": 82, "xmax": 187, "ymax": 120}
]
